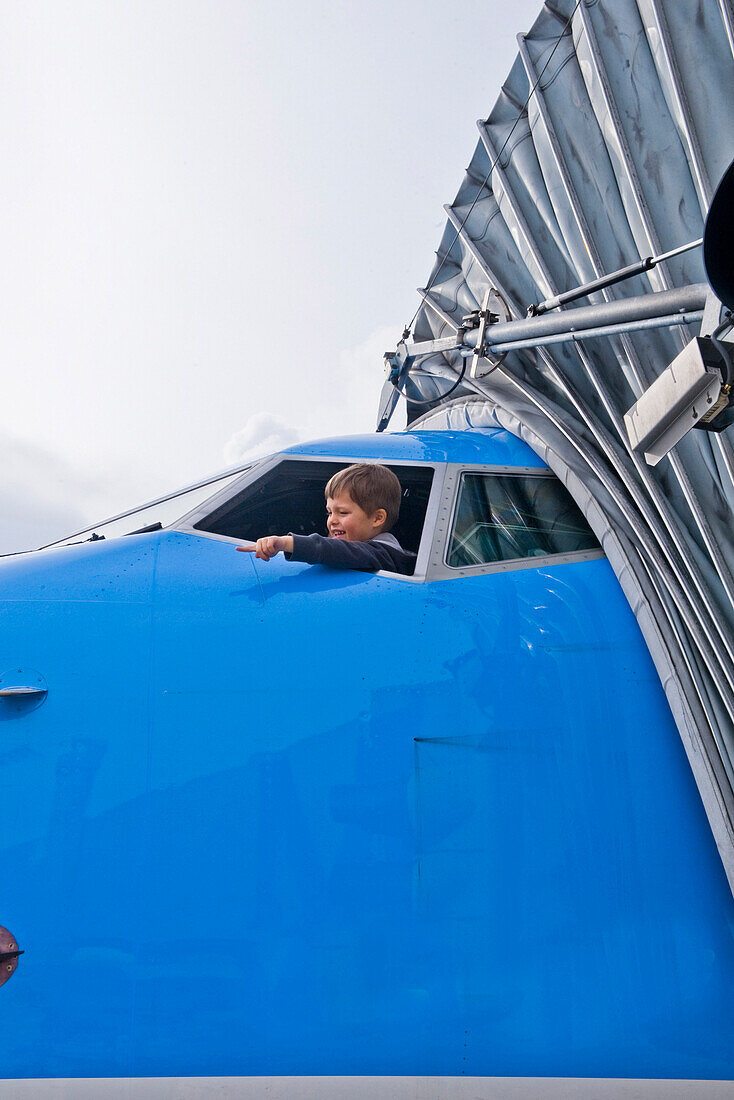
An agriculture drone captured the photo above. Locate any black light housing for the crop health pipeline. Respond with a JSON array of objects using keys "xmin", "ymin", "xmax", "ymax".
[{"xmin": 704, "ymin": 157, "xmax": 734, "ymax": 311}]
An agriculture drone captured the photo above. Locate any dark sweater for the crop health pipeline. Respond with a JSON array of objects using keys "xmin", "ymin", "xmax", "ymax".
[{"xmin": 286, "ymin": 531, "xmax": 416, "ymax": 575}]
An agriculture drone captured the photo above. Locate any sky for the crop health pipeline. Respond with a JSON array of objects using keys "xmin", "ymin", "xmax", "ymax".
[{"xmin": 1, "ymin": 0, "xmax": 543, "ymax": 554}]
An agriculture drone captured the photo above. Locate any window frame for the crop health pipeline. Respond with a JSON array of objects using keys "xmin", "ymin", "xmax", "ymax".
[
  {"xmin": 169, "ymin": 452, "xmax": 446, "ymax": 582},
  {"xmin": 425, "ymin": 464, "xmax": 604, "ymax": 581},
  {"xmin": 167, "ymin": 456, "xmax": 603, "ymax": 583}
]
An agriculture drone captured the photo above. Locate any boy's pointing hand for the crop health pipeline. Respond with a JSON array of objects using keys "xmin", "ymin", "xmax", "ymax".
[{"xmin": 237, "ymin": 535, "xmax": 293, "ymax": 561}]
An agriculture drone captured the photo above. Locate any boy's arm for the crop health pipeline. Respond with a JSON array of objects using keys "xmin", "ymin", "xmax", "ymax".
[
  {"xmin": 238, "ymin": 533, "xmax": 416, "ymax": 573},
  {"xmin": 237, "ymin": 535, "xmax": 294, "ymax": 561},
  {"xmin": 287, "ymin": 533, "xmax": 413, "ymax": 573}
]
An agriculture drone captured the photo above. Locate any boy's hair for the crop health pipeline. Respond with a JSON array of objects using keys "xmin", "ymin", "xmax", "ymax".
[{"xmin": 325, "ymin": 463, "xmax": 402, "ymax": 532}]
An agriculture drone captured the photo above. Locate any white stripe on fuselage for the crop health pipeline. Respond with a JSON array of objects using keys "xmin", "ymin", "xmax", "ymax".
[{"xmin": 0, "ymin": 1078, "xmax": 733, "ymax": 1098}]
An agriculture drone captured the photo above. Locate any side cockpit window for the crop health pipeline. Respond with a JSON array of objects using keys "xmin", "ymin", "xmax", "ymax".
[
  {"xmin": 447, "ymin": 472, "xmax": 599, "ymax": 569},
  {"xmin": 193, "ymin": 459, "xmax": 434, "ymax": 570}
]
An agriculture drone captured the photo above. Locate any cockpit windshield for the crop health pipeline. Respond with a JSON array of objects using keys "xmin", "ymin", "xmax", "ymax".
[{"xmin": 193, "ymin": 459, "xmax": 434, "ymax": 560}]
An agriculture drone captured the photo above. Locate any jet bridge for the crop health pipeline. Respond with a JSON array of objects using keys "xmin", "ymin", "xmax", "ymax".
[{"xmin": 380, "ymin": 0, "xmax": 734, "ymax": 892}]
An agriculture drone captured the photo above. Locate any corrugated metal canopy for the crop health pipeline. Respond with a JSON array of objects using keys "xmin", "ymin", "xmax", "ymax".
[{"xmin": 400, "ymin": 0, "xmax": 734, "ymax": 887}]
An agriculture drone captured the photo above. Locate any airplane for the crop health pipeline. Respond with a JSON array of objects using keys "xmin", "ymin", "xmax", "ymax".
[
  {"xmin": 3, "ymin": 0, "xmax": 734, "ymax": 1094},
  {"xmin": 1, "ymin": 426, "xmax": 733, "ymax": 1095}
]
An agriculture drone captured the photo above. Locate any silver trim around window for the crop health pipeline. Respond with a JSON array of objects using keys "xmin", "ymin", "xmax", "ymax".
[{"xmin": 425, "ymin": 465, "xmax": 604, "ymax": 582}]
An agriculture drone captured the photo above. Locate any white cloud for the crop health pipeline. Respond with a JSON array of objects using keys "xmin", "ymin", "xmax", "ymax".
[{"xmin": 222, "ymin": 412, "xmax": 303, "ymax": 466}]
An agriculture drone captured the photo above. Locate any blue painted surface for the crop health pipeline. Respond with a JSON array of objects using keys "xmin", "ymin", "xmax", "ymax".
[
  {"xmin": 0, "ymin": 431, "xmax": 733, "ymax": 1081},
  {"xmin": 284, "ymin": 429, "xmax": 546, "ymax": 467}
]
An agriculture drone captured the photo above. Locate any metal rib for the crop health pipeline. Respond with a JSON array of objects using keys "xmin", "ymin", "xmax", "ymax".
[
  {"xmin": 643, "ymin": 0, "xmax": 711, "ymax": 210},
  {"xmin": 631, "ymin": 543, "xmax": 734, "ymax": 818},
  {"xmin": 517, "ymin": 30, "xmax": 652, "ymax": 399},
  {"xmin": 442, "ymin": 203, "xmax": 519, "ymax": 316},
  {"xmin": 715, "ymin": 433, "xmax": 734, "ymax": 490},
  {"xmin": 574, "ymin": 3, "xmax": 674, "ymax": 300},
  {"xmin": 475, "ymin": 121, "xmax": 556, "ymax": 300},
  {"xmin": 416, "ymin": 288, "xmax": 460, "ymax": 333},
  {"xmin": 517, "ymin": 27, "xmax": 650, "ymax": 390},
  {"xmin": 418, "ymin": 248, "xmax": 468, "ymax": 330},
  {"xmin": 719, "ymin": 0, "xmax": 734, "ymax": 61},
  {"xmin": 516, "ymin": 31, "xmax": 605, "ymax": 284}
]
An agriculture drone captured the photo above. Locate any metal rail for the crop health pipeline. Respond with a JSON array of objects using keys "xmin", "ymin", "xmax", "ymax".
[
  {"xmin": 401, "ymin": 284, "xmax": 709, "ymax": 361},
  {"xmin": 35, "ymin": 463, "xmax": 254, "ymax": 551},
  {"xmin": 475, "ymin": 310, "xmax": 703, "ymax": 354},
  {"xmin": 530, "ymin": 240, "xmax": 703, "ymax": 316}
]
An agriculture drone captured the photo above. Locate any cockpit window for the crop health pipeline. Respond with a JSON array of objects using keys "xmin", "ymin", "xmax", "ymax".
[
  {"xmin": 194, "ymin": 459, "xmax": 434, "ymax": 566},
  {"xmin": 447, "ymin": 473, "xmax": 599, "ymax": 568}
]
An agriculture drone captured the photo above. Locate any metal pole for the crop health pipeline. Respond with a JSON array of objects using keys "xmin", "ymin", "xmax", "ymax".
[
  {"xmin": 401, "ymin": 285, "xmax": 709, "ymax": 361},
  {"xmin": 470, "ymin": 310, "xmax": 703, "ymax": 355},
  {"xmin": 475, "ymin": 284, "xmax": 708, "ymax": 350},
  {"xmin": 530, "ymin": 238, "xmax": 703, "ymax": 315}
]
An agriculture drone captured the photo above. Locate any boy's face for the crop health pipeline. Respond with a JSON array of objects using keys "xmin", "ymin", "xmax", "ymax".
[{"xmin": 326, "ymin": 491, "xmax": 386, "ymax": 542}]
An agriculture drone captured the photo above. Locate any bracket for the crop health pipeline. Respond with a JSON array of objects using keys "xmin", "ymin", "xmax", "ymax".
[{"xmin": 468, "ymin": 287, "xmax": 511, "ymax": 379}]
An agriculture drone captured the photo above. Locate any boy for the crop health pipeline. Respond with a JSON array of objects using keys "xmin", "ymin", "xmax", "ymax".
[{"xmin": 237, "ymin": 463, "xmax": 416, "ymax": 575}]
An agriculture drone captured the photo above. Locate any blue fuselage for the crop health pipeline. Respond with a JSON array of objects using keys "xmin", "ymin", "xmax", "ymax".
[{"xmin": 1, "ymin": 430, "xmax": 732, "ymax": 1080}]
